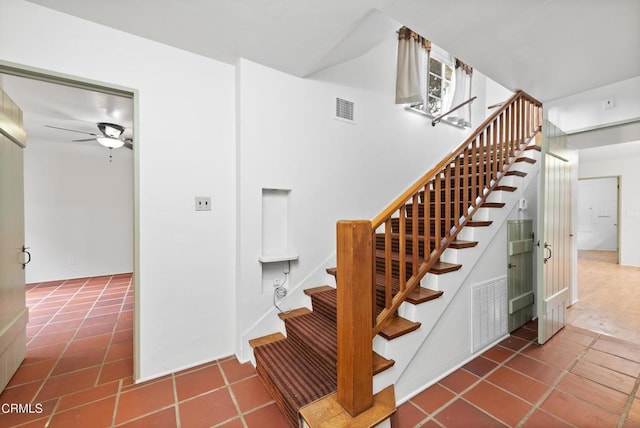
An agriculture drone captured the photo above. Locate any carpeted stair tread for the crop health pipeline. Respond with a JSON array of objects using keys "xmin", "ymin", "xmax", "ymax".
[{"xmin": 254, "ymin": 339, "xmax": 336, "ymax": 427}]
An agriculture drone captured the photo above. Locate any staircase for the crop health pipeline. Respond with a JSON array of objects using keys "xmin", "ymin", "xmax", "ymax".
[{"xmin": 250, "ymin": 91, "xmax": 542, "ymax": 427}]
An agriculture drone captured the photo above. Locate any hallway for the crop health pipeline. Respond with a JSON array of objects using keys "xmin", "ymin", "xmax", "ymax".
[{"xmin": 568, "ymin": 250, "xmax": 640, "ymax": 344}]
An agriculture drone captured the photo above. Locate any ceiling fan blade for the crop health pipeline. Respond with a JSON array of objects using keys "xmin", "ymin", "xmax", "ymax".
[
  {"xmin": 123, "ymin": 141, "xmax": 133, "ymax": 150},
  {"xmin": 44, "ymin": 124, "xmax": 98, "ymax": 136},
  {"xmin": 71, "ymin": 138, "xmax": 97, "ymax": 142}
]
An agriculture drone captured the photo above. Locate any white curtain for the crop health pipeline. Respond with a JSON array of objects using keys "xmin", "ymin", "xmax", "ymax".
[
  {"xmin": 395, "ymin": 27, "xmax": 430, "ymax": 104},
  {"xmin": 447, "ymin": 59, "xmax": 473, "ymax": 127}
]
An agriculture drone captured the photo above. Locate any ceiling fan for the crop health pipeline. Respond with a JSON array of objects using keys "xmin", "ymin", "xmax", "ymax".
[{"xmin": 44, "ymin": 122, "xmax": 133, "ymax": 150}]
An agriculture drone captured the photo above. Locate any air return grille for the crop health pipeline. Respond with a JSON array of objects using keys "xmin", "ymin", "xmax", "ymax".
[
  {"xmin": 335, "ymin": 98, "xmax": 354, "ymax": 122},
  {"xmin": 472, "ymin": 276, "xmax": 508, "ymax": 352}
]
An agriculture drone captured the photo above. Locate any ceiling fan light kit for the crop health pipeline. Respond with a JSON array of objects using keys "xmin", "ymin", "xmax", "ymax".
[
  {"xmin": 96, "ymin": 135, "xmax": 125, "ymax": 149},
  {"xmin": 98, "ymin": 122, "xmax": 125, "ymax": 138},
  {"xmin": 44, "ymin": 121, "xmax": 131, "ymax": 154}
]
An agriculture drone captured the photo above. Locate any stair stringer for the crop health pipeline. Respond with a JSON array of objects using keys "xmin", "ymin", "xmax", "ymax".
[{"xmin": 372, "ymin": 146, "xmax": 540, "ymax": 396}]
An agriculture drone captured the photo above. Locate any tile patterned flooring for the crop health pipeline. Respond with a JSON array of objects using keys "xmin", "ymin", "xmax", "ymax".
[
  {"xmin": 2, "ymin": 250, "xmax": 640, "ymax": 427},
  {"xmin": 392, "ymin": 322, "xmax": 640, "ymax": 427},
  {"xmin": 0, "ymin": 274, "xmax": 288, "ymax": 428}
]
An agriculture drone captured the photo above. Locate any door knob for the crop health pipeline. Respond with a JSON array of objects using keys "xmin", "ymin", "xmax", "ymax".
[{"xmin": 508, "ymin": 263, "xmax": 517, "ymax": 268}]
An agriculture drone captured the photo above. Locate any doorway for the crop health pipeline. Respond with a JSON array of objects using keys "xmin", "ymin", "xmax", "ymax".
[
  {"xmin": 0, "ymin": 65, "xmax": 138, "ymax": 385},
  {"xmin": 576, "ymin": 177, "xmax": 619, "ymax": 263}
]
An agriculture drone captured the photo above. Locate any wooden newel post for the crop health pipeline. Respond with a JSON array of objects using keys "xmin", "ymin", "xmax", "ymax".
[{"xmin": 336, "ymin": 220, "xmax": 374, "ymax": 417}]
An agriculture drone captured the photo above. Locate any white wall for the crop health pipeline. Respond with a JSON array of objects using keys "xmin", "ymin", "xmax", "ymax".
[
  {"xmin": 579, "ymin": 142, "xmax": 640, "ymax": 266},
  {"xmin": 235, "ymin": 32, "xmax": 505, "ymax": 360},
  {"xmin": 0, "ymin": 0, "xmax": 237, "ymax": 380},
  {"xmin": 546, "ymin": 76, "xmax": 640, "ymax": 132},
  {"xmin": 23, "ymin": 140, "xmax": 133, "ymax": 283}
]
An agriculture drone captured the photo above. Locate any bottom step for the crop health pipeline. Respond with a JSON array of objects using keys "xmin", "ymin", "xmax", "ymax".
[
  {"xmin": 255, "ymin": 339, "xmax": 336, "ymax": 427},
  {"xmin": 300, "ymin": 385, "xmax": 396, "ymax": 428}
]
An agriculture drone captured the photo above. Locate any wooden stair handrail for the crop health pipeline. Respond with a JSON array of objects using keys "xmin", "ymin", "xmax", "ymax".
[
  {"xmin": 335, "ymin": 90, "xmax": 542, "ymax": 418},
  {"xmin": 372, "ymin": 90, "xmax": 540, "ymax": 230}
]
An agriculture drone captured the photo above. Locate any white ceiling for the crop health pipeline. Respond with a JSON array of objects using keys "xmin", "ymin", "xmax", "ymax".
[
  {"xmin": 25, "ymin": 0, "xmax": 640, "ymax": 103},
  {"xmin": 0, "ymin": 73, "xmax": 133, "ymax": 146},
  {"xmin": 5, "ymin": 0, "xmax": 639, "ymax": 149}
]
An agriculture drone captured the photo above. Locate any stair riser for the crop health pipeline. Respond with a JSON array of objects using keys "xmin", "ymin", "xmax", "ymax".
[
  {"xmin": 286, "ymin": 332, "xmax": 335, "ymax": 381},
  {"xmin": 285, "ymin": 317, "xmax": 337, "ymax": 380},
  {"xmin": 375, "ymin": 236, "xmax": 433, "ymax": 256},
  {"xmin": 310, "ymin": 294, "xmax": 337, "ymax": 323},
  {"xmin": 375, "ymin": 257, "xmax": 418, "ymax": 277},
  {"xmin": 389, "ymin": 217, "xmax": 459, "ymax": 236},
  {"xmin": 255, "ymin": 363, "xmax": 299, "ymax": 427},
  {"xmin": 406, "ymin": 203, "xmax": 470, "ymax": 218}
]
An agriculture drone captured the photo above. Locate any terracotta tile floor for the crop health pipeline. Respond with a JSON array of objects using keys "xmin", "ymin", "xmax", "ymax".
[
  {"xmin": 0, "ymin": 274, "xmax": 288, "ymax": 428},
  {"xmin": 392, "ymin": 321, "xmax": 640, "ymax": 427},
  {"xmin": 3, "ymin": 268, "xmax": 640, "ymax": 427}
]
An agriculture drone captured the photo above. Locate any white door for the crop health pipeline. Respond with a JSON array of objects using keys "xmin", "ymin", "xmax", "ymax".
[
  {"xmin": 577, "ymin": 177, "xmax": 618, "ymax": 252},
  {"xmin": 0, "ymin": 86, "xmax": 28, "ymax": 391},
  {"xmin": 537, "ymin": 121, "xmax": 574, "ymax": 344}
]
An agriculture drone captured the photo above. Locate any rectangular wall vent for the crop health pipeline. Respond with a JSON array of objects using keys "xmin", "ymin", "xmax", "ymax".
[
  {"xmin": 335, "ymin": 98, "xmax": 354, "ymax": 122},
  {"xmin": 472, "ymin": 276, "xmax": 508, "ymax": 353}
]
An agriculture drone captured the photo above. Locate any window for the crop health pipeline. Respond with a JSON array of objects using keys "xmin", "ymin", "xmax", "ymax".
[
  {"xmin": 427, "ymin": 56, "xmax": 454, "ymax": 117},
  {"xmin": 396, "ymin": 28, "xmax": 473, "ymax": 127}
]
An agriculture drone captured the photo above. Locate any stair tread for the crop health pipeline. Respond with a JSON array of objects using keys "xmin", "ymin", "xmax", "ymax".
[
  {"xmin": 373, "ymin": 352, "xmax": 395, "ymax": 375},
  {"xmin": 505, "ymin": 170, "xmax": 527, "ymax": 177},
  {"xmin": 406, "ymin": 287, "xmax": 444, "ymax": 304},
  {"xmin": 304, "ymin": 285, "xmax": 334, "ymax": 295},
  {"xmin": 379, "ymin": 316, "xmax": 421, "ymax": 340},
  {"xmin": 480, "ymin": 202, "xmax": 506, "ymax": 208},
  {"xmin": 249, "ymin": 332, "xmax": 285, "ymax": 349},
  {"xmin": 525, "ymin": 145, "xmax": 542, "ymax": 151},
  {"xmin": 495, "ymin": 185, "xmax": 517, "ymax": 192},
  {"xmin": 516, "ymin": 156, "xmax": 536, "ymax": 164},
  {"xmin": 278, "ymin": 307, "xmax": 311, "ymax": 321},
  {"xmin": 430, "ymin": 261, "xmax": 462, "ymax": 274},
  {"xmin": 467, "ymin": 220, "xmax": 493, "ymax": 227}
]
